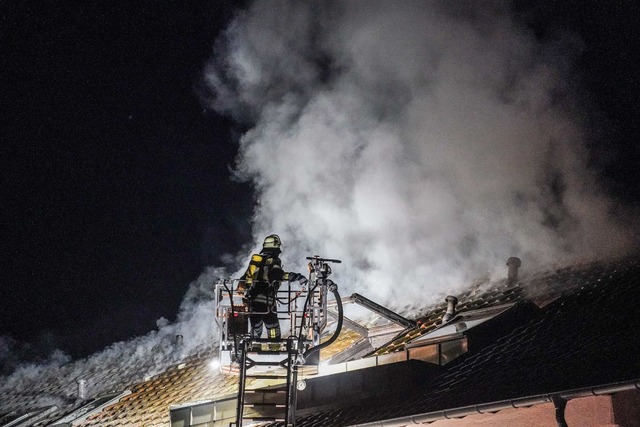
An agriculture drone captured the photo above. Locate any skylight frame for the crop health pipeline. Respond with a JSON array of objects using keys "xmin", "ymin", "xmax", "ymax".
[{"xmin": 406, "ymin": 303, "xmax": 515, "ymax": 348}]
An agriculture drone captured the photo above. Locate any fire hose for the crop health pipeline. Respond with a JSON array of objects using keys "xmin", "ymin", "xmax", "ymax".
[
  {"xmin": 304, "ymin": 283, "xmax": 342, "ymax": 359},
  {"xmin": 297, "ymin": 279, "xmax": 343, "ymax": 361}
]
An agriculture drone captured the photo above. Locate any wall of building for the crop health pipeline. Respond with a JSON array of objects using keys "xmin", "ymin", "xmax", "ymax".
[
  {"xmin": 427, "ymin": 394, "xmax": 637, "ymax": 427},
  {"xmin": 612, "ymin": 390, "xmax": 640, "ymax": 427}
]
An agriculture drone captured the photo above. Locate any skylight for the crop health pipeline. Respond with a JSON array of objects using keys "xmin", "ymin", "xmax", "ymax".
[
  {"xmin": 402, "ymin": 303, "xmax": 515, "ymax": 365},
  {"xmin": 408, "ymin": 303, "xmax": 515, "ymax": 347}
]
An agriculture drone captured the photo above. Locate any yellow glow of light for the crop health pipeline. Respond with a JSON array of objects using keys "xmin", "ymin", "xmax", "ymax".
[{"xmin": 209, "ymin": 358, "xmax": 221, "ymax": 371}]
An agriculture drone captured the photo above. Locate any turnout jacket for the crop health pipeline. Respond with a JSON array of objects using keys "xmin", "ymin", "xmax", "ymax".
[{"xmin": 239, "ymin": 251, "xmax": 286, "ymax": 305}]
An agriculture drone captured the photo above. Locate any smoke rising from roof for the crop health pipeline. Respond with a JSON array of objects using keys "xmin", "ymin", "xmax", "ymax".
[
  {"xmin": 205, "ymin": 1, "xmax": 636, "ymax": 307},
  {"xmin": 2, "ymin": 3, "xmax": 639, "ymax": 415},
  {"xmin": 3, "ymin": 0, "xmax": 638, "ymax": 405}
]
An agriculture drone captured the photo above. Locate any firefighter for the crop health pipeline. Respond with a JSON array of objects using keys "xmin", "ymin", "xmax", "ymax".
[{"xmin": 238, "ymin": 234, "xmax": 307, "ymax": 347}]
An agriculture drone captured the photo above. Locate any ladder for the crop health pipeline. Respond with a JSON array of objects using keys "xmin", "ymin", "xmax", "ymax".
[
  {"xmin": 233, "ymin": 337, "xmax": 301, "ymax": 427},
  {"xmin": 216, "ymin": 255, "xmax": 344, "ymax": 427}
]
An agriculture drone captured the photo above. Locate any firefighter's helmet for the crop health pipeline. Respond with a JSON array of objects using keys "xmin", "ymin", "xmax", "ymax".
[{"xmin": 262, "ymin": 234, "xmax": 282, "ymax": 250}]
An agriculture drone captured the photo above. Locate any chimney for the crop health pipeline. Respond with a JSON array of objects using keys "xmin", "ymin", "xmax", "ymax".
[
  {"xmin": 506, "ymin": 257, "xmax": 522, "ymax": 283},
  {"xmin": 175, "ymin": 335, "xmax": 184, "ymax": 347},
  {"xmin": 77, "ymin": 379, "xmax": 87, "ymax": 401},
  {"xmin": 442, "ymin": 295, "xmax": 458, "ymax": 323}
]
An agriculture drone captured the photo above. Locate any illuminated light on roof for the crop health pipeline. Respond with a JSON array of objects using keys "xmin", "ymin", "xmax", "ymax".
[{"xmin": 209, "ymin": 358, "xmax": 221, "ymax": 371}]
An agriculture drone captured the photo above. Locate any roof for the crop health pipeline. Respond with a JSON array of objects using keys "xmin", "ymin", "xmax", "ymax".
[
  {"xmin": 2, "ymin": 256, "xmax": 640, "ymax": 426},
  {"xmin": 271, "ymin": 256, "xmax": 640, "ymax": 426},
  {"xmin": 0, "ymin": 336, "xmax": 198, "ymax": 426}
]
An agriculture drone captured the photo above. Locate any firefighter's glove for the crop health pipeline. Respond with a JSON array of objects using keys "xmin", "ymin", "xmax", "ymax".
[{"xmin": 288, "ymin": 272, "xmax": 307, "ymax": 284}]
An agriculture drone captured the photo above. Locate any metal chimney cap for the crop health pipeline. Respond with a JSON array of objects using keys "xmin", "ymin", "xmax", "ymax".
[
  {"xmin": 506, "ymin": 257, "xmax": 522, "ymax": 268},
  {"xmin": 442, "ymin": 295, "xmax": 459, "ymax": 324},
  {"xmin": 175, "ymin": 335, "xmax": 184, "ymax": 346},
  {"xmin": 77, "ymin": 379, "xmax": 87, "ymax": 400}
]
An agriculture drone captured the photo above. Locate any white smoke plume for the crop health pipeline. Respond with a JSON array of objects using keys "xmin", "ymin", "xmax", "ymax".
[
  {"xmin": 3, "ymin": 0, "xmax": 638, "ymax": 405},
  {"xmin": 205, "ymin": 1, "xmax": 637, "ymax": 309}
]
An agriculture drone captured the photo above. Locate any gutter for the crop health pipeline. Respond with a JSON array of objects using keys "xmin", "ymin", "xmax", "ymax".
[{"xmin": 349, "ymin": 379, "xmax": 640, "ymax": 427}]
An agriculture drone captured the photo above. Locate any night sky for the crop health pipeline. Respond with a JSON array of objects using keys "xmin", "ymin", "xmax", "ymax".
[
  {"xmin": 2, "ymin": 1, "xmax": 252, "ymax": 362},
  {"xmin": 2, "ymin": 1, "xmax": 639, "ymax": 366}
]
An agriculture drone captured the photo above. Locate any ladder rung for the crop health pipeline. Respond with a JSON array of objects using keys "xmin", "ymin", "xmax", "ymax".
[
  {"xmin": 245, "ymin": 389, "xmax": 286, "ymax": 394},
  {"xmin": 243, "ymin": 403, "xmax": 286, "ymax": 408},
  {"xmin": 242, "ymin": 417, "xmax": 286, "ymax": 422},
  {"xmin": 247, "ymin": 374, "xmax": 287, "ymax": 379},
  {"xmin": 251, "ymin": 362, "xmax": 288, "ymax": 367}
]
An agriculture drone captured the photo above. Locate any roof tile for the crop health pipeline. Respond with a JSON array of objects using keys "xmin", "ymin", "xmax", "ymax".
[
  {"xmin": 4, "ymin": 256, "xmax": 640, "ymax": 427},
  {"xmin": 261, "ymin": 256, "xmax": 640, "ymax": 426}
]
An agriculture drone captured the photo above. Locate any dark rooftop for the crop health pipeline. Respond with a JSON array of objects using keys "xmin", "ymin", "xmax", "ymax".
[
  {"xmin": 266, "ymin": 257, "xmax": 640, "ymax": 426},
  {"xmin": 2, "ymin": 256, "xmax": 640, "ymax": 426}
]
